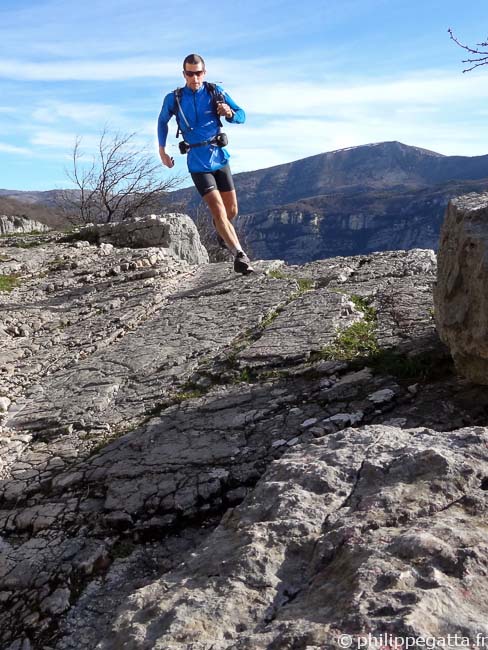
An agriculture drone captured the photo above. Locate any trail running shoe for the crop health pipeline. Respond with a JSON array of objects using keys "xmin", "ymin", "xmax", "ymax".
[{"xmin": 234, "ymin": 251, "xmax": 254, "ymax": 275}]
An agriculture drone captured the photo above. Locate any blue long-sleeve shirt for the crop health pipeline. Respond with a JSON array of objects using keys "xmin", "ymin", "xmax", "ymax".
[{"xmin": 157, "ymin": 82, "xmax": 245, "ymax": 173}]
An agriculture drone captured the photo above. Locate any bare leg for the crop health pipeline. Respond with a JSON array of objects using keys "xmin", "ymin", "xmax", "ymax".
[
  {"xmin": 203, "ymin": 190, "xmax": 242, "ymax": 251},
  {"xmin": 220, "ymin": 190, "xmax": 238, "ymax": 221}
]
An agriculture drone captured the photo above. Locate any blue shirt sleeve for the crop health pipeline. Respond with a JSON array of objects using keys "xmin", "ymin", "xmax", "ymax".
[
  {"xmin": 157, "ymin": 92, "xmax": 176, "ymax": 147},
  {"xmin": 219, "ymin": 87, "xmax": 245, "ymax": 124}
]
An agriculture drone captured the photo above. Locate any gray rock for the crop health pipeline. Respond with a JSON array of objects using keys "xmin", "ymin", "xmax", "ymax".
[
  {"xmin": 40, "ymin": 587, "xmax": 71, "ymax": 615},
  {"xmin": 0, "ymin": 397, "xmax": 11, "ymax": 412},
  {"xmin": 1, "ymin": 234, "xmax": 487, "ymax": 650},
  {"xmin": 435, "ymin": 192, "xmax": 488, "ymax": 383},
  {"xmin": 237, "ymin": 288, "xmax": 363, "ymax": 368},
  {"xmin": 77, "ymin": 213, "xmax": 209, "ymax": 265},
  {"xmin": 95, "ymin": 425, "xmax": 488, "ymax": 650},
  {"xmin": 0, "ymin": 215, "xmax": 50, "ymax": 236}
]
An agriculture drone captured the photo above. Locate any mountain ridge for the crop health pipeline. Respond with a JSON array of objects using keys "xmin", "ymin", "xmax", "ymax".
[
  {"xmin": 3, "ymin": 140, "xmax": 486, "ymax": 203},
  {"xmin": 3, "ymin": 141, "xmax": 488, "ymax": 264}
]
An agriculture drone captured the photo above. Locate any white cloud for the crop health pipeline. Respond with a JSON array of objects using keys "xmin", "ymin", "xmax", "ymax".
[
  {"xmin": 0, "ymin": 58, "xmax": 177, "ymax": 81},
  {"xmin": 32, "ymin": 101, "xmax": 119, "ymax": 125},
  {"xmin": 31, "ymin": 130, "xmax": 84, "ymax": 149},
  {"xmin": 3, "ymin": 53, "xmax": 488, "ymax": 185},
  {"xmin": 235, "ymin": 69, "xmax": 488, "ymax": 119},
  {"xmin": 0, "ymin": 142, "xmax": 30, "ymax": 155}
]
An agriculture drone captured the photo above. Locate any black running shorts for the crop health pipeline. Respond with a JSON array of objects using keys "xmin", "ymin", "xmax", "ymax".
[{"xmin": 191, "ymin": 164, "xmax": 235, "ymax": 197}]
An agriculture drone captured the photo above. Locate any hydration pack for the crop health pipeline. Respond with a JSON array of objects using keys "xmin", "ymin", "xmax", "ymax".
[{"xmin": 172, "ymin": 81, "xmax": 224, "ymax": 138}]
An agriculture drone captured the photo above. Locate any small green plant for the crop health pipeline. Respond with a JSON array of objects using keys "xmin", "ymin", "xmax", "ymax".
[
  {"xmin": 173, "ymin": 389, "xmax": 206, "ymax": 403},
  {"xmin": 296, "ymin": 278, "xmax": 314, "ymax": 293},
  {"xmin": 260, "ymin": 308, "xmax": 280, "ymax": 329},
  {"xmin": 320, "ymin": 319, "xmax": 379, "ymax": 361},
  {"xmin": 238, "ymin": 367, "xmax": 253, "ymax": 383},
  {"xmin": 15, "ymin": 240, "xmax": 43, "ymax": 249},
  {"xmin": 267, "ymin": 269, "xmax": 287, "ymax": 280},
  {"xmin": 267, "ymin": 269, "xmax": 314, "ymax": 296},
  {"xmin": 312, "ymin": 288, "xmax": 452, "ymax": 382},
  {"xmin": 0, "ymin": 274, "xmax": 21, "ymax": 292},
  {"xmin": 316, "ymin": 294, "xmax": 379, "ymax": 361},
  {"xmin": 349, "ymin": 294, "xmax": 376, "ymax": 319}
]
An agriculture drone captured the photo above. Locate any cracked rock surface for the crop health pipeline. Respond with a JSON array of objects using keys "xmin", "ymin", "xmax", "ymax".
[
  {"xmin": 96, "ymin": 424, "xmax": 488, "ymax": 650},
  {"xmin": 435, "ymin": 192, "xmax": 488, "ymax": 383},
  {"xmin": 1, "ymin": 229, "xmax": 488, "ymax": 650}
]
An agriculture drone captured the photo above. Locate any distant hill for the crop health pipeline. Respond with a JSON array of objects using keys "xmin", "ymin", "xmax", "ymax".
[
  {"xmin": 0, "ymin": 192, "xmax": 74, "ymax": 229},
  {"xmin": 168, "ymin": 141, "xmax": 488, "ymax": 263},
  {"xmin": 4, "ymin": 141, "xmax": 488, "ymax": 263}
]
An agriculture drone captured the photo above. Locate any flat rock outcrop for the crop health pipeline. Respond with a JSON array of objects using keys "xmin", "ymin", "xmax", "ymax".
[
  {"xmin": 0, "ymin": 215, "xmax": 50, "ymax": 236},
  {"xmin": 77, "ymin": 214, "xmax": 209, "ymax": 265},
  {"xmin": 435, "ymin": 192, "xmax": 488, "ymax": 383},
  {"xmin": 96, "ymin": 424, "xmax": 488, "ymax": 650},
  {"xmin": 1, "ymin": 226, "xmax": 487, "ymax": 650}
]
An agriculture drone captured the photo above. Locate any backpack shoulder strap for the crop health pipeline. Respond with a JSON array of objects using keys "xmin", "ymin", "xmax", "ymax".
[
  {"xmin": 171, "ymin": 88, "xmax": 182, "ymax": 115},
  {"xmin": 204, "ymin": 82, "xmax": 223, "ymax": 127},
  {"xmin": 172, "ymin": 87, "xmax": 190, "ymax": 137}
]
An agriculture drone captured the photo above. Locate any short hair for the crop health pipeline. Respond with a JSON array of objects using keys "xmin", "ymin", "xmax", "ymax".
[{"xmin": 183, "ymin": 53, "xmax": 205, "ymax": 70}]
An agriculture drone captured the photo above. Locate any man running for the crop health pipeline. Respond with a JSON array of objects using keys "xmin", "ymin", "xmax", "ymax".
[{"xmin": 158, "ymin": 53, "xmax": 253, "ymax": 275}]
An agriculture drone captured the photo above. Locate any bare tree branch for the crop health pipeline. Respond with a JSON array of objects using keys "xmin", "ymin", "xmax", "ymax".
[
  {"xmin": 448, "ymin": 28, "xmax": 488, "ymax": 72},
  {"xmin": 63, "ymin": 129, "xmax": 184, "ymax": 223}
]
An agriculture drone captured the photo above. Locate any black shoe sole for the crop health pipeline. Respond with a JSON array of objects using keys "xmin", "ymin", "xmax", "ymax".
[{"xmin": 234, "ymin": 263, "xmax": 254, "ymax": 275}]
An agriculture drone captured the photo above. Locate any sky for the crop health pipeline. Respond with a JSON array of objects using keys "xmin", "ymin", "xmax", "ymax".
[{"xmin": 1, "ymin": 0, "xmax": 488, "ymax": 191}]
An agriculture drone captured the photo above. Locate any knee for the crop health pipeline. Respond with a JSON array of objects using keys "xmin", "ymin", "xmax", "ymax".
[
  {"xmin": 213, "ymin": 212, "xmax": 227, "ymax": 225},
  {"xmin": 227, "ymin": 202, "xmax": 238, "ymax": 220}
]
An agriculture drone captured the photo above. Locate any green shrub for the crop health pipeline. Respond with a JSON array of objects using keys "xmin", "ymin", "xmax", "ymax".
[{"xmin": 0, "ymin": 274, "xmax": 21, "ymax": 292}]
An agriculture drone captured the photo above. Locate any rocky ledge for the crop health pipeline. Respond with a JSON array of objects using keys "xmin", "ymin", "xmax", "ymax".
[
  {"xmin": 0, "ymin": 222, "xmax": 487, "ymax": 650},
  {"xmin": 0, "ymin": 216, "xmax": 51, "ymax": 237}
]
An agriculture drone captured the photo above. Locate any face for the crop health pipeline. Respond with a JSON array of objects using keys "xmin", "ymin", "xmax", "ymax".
[{"xmin": 183, "ymin": 62, "xmax": 206, "ymax": 90}]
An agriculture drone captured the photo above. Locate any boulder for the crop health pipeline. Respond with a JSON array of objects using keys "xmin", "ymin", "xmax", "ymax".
[
  {"xmin": 0, "ymin": 215, "xmax": 50, "ymax": 236},
  {"xmin": 434, "ymin": 192, "xmax": 488, "ymax": 383},
  {"xmin": 77, "ymin": 213, "xmax": 209, "ymax": 265}
]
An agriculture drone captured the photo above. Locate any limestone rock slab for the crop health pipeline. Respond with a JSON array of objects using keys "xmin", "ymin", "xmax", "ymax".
[
  {"xmin": 434, "ymin": 192, "xmax": 488, "ymax": 383},
  {"xmin": 95, "ymin": 424, "xmax": 488, "ymax": 650},
  {"xmin": 0, "ymin": 215, "xmax": 50, "ymax": 236},
  {"xmin": 2, "ymin": 237, "xmax": 484, "ymax": 650},
  {"xmin": 77, "ymin": 213, "xmax": 209, "ymax": 265},
  {"xmin": 237, "ymin": 288, "xmax": 363, "ymax": 367}
]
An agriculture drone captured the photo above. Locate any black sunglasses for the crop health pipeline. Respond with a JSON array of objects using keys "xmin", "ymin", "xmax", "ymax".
[{"xmin": 184, "ymin": 70, "xmax": 205, "ymax": 77}]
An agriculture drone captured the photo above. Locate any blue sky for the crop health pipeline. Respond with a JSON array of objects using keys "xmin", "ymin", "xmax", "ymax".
[{"xmin": 1, "ymin": 0, "xmax": 488, "ymax": 191}]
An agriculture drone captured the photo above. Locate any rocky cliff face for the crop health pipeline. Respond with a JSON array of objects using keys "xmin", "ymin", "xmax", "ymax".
[
  {"xmin": 1, "ymin": 221, "xmax": 488, "ymax": 650},
  {"xmin": 169, "ymin": 142, "xmax": 488, "ymax": 264},
  {"xmin": 241, "ymin": 180, "xmax": 488, "ymax": 264},
  {"xmin": 0, "ymin": 215, "xmax": 51, "ymax": 236}
]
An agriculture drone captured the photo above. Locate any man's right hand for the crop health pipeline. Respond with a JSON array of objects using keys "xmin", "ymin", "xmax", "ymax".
[{"xmin": 159, "ymin": 147, "xmax": 175, "ymax": 168}]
